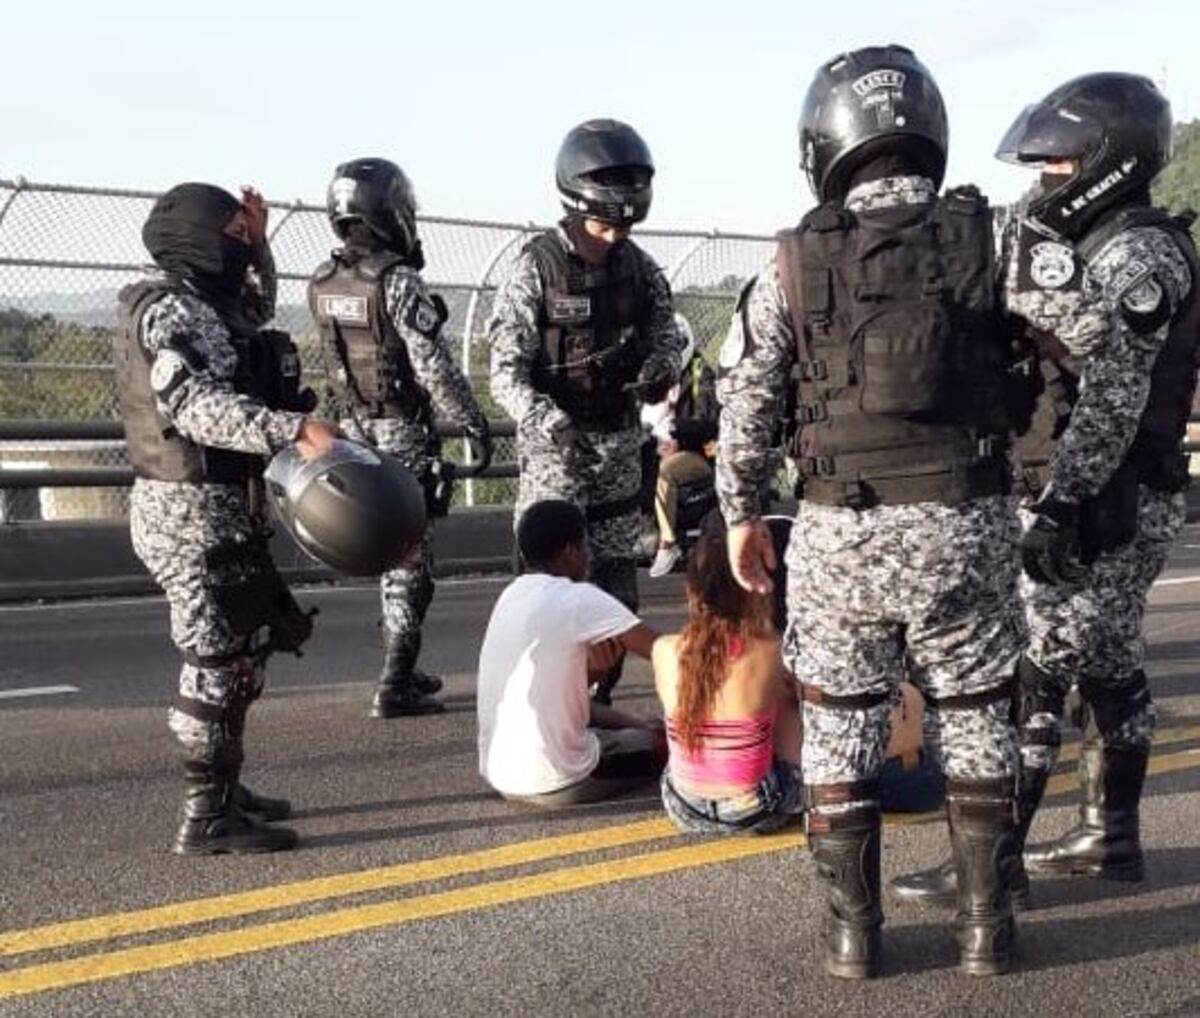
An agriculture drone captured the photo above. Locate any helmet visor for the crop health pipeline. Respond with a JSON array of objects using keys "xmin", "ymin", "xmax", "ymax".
[{"xmin": 995, "ymin": 103, "xmax": 1102, "ymax": 165}]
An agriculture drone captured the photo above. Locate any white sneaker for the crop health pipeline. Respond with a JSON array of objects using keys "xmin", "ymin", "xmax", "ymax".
[{"xmin": 649, "ymin": 545, "xmax": 682, "ymax": 578}]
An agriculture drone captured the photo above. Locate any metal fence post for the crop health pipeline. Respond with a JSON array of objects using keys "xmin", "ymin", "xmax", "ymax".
[{"xmin": 457, "ymin": 226, "xmax": 531, "ymax": 506}]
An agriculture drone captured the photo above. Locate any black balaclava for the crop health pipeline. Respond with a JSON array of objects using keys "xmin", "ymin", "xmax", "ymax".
[{"xmin": 142, "ymin": 183, "xmax": 251, "ymax": 302}]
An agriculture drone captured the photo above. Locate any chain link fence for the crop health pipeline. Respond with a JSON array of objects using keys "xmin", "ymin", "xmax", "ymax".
[{"xmin": 0, "ymin": 178, "xmax": 774, "ymax": 519}]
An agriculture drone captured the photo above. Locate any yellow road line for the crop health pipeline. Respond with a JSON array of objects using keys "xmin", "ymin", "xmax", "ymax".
[
  {"xmin": 1, "ymin": 745, "xmax": 1197, "ymax": 1001},
  {"xmin": 1058, "ymin": 723, "xmax": 1199, "ymax": 764},
  {"xmin": 2, "ymin": 726, "xmax": 1195, "ymax": 962},
  {"xmin": 0, "ymin": 817, "xmax": 677, "ymax": 958},
  {"xmin": 0, "ymin": 833, "xmax": 803, "ymax": 1000}
]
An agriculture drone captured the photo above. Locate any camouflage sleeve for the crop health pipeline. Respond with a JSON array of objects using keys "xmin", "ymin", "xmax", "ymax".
[
  {"xmin": 638, "ymin": 252, "xmax": 683, "ymax": 380},
  {"xmin": 382, "ymin": 266, "xmax": 487, "ymax": 430},
  {"xmin": 715, "ymin": 259, "xmax": 796, "ymax": 525},
  {"xmin": 241, "ymin": 241, "xmax": 277, "ymax": 328},
  {"xmin": 141, "ymin": 292, "xmax": 305, "ymax": 455},
  {"xmin": 486, "ymin": 249, "xmax": 563, "ymax": 433},
  {"xmin": 1045, "ymin": 226, "xmax": 1193, "ymax": 503}
]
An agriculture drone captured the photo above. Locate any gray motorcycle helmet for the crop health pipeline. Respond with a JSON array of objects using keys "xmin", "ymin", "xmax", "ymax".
[{"xmin": 265, "ymin": 439, "xmax": 427, "ymax": 577}]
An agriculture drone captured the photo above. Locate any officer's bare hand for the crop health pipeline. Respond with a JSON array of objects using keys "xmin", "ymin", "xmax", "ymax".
[
  {"xmin": 240, "ymin": 186, "xmax": 268, "ymax": 247},
  {"xmin": 295, "ymin": 419, "xmax": 339, "ymax": 461},
  {"xmin": 728, "ymin": 519, "xmax": 776, "ymax": 595}
]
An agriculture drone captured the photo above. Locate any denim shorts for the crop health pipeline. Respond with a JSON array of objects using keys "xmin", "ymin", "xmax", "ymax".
[{"xmin": 661, "ymin": 758, "xmax": 805, "ymax": 836}]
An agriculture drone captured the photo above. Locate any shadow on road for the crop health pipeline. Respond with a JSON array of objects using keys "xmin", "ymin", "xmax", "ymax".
[
  {"xmin": 298, "ymin": 792, "xmax": 663, "ymax": 851},
  {"xmin": 1018, "ymin": 899, "xmax": 1200, "ymax": 971}
]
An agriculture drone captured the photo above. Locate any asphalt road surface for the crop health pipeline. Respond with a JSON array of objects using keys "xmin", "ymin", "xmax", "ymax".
[{"xmin": 2, "ymin": 534, "xmax": 1199, "ymax": 1018}]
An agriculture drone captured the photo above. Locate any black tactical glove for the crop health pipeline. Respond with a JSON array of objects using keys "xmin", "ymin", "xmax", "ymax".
[
  {"xmin": 1021, "ymin": 497, "xmax": 1084, "ymax": 586},
  {"xmin": 465, "ymin": 419, "xmax": 493, "ymax": 472},
  {"xmin": 550, "ymin": 417, "xmax": 601, "ymax": 474},
  {"xmin": 624, "ymin": 368, "xmax": 673, "ymax": 404}
]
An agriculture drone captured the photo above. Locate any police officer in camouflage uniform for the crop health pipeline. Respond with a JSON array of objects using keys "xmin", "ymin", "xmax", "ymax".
[
  {"xmin": 488, "ymin": 120, "xmax": 681, "ymax": 704},
  {"xmin": 895, "ymin": 74, "xmax": 1199, "ymax": 905},
  {"xmin": 116, "ymin": 183, "xmax": 338, "ymax": 854},
  {"xmin": 717, "ymin": 46, "xmax": 1024, "ymax": 978},
  {"xmin": 309, "ymin": 159, "xmax": 492, "ymax": 718}
]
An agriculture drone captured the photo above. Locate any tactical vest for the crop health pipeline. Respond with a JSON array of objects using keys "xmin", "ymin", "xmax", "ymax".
[
  {"xmin": 114, "ymin": 280, "xmax": 274, "ymax": 484},
  {"xmin": 308, "ymin": 250, "xmax": 432, "ymax": 423},
  {"xmin": 1015, "ymin": 208, "xmax": 1200, "ymax": 496},
  {"xmin": 775, "ymin": 187, "xmax": 1011, "ymax": 508},
  {"xmin": 527, "ymin": 231, "xmax": 649, "ymax": 431}
]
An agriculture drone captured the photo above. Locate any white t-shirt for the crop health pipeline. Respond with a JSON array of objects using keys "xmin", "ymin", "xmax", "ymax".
[{"xmin": 476, "ymin": 573, "xmax": 639, "ymax": 796}]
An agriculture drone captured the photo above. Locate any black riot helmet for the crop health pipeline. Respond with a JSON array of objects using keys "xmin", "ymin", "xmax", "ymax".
[
  {"xmin": 996, "ymin": 73, "xmax": 1172, "ymax": 240},
  {"xmin": 799, "ymin": 45, "xmax": 948, "ymax": 203},
  {"xmin": 264, "ymin": 440, "xmax": 427, "ymax": 577},
  {"xmin": 326, "ymin": 158, "xmax": 420, "ymax": 257},
  {"xmin": 555, "ymin": 119, "xmax": 655, "ymax": 226}
]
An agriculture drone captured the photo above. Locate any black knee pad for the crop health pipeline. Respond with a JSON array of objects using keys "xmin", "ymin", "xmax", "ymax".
[{"xmin": 1077, "ymin": 670, "xmax": 1152, "ymax": 739}]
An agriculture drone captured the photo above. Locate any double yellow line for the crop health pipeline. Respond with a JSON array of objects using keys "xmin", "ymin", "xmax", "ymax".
[{"xmin": 2, "ymin": 727, "xmax": 1197, "ymax": 1001}]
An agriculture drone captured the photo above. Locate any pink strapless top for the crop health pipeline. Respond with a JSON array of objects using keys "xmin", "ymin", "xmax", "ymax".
[{"xmin": 666, "ymin": 708, "xmax": 777, "ymax": 791}]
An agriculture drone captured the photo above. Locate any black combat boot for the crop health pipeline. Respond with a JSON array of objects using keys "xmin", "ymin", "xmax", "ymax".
[
  {"xmin": 891, "ymin": 765, "xmax": 1046, "ymax": 909},
  {"xmin": 372, "ymin": 632, "xmax": 444, "ymax": 718},
  {"xmin": 807, "ymin": 798, "xmax": 883, "ymax": 979},
  {"xmin": 1024, "ymin": 738, "xmax": 1148, "ymax": 881},
  {"xmin": 947, "ymin": 778, "xmax": 1017, "ymax": 976},
  {"xmin": 174, "ymin": 762, "xmax": 299, "ymax": 856}
]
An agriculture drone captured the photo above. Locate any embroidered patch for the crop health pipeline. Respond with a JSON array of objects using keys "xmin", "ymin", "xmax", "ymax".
[
  {"xmin": 316, "ymin": 293, "xmax": 368, "ymax": 325},
  {"xmin": 404, "ymin": 294, "xmax": 444, "ymax": 336},
  {"xmin": 150, "ymin": 350, "xmax": 188, "ymax": 394},
  {"xmin": 719, "ymin": 315, "xmax": 746, "ymax": 368},
  {"xmin": 547, "ymin": 296, "xmax": 591, "ymax": 323},
  {"xmin": 1029, "ymin": 241, "xmax": 1077, "ymax": 289}
]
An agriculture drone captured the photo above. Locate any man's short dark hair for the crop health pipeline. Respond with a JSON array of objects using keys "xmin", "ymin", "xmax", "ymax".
[{"xmin": 517, "ymin": 499, "xmax": 586, "ymax": 569}]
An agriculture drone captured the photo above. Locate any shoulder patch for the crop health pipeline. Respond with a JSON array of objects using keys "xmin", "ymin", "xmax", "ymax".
[
  {"xmin": 1106, "ymin": 258, "xmax": 1153, "ymax": 302},
  {"xmin": 403, "ymin": 293, "xmax": 447, "ymax": 337},
  {"xmin": 150, "ymin": 350, "xmax": 189, "ymax": 396},
  {"xmin": 1119, "ymin": 274, "xmax": 1170, "ymax": 335},
  {"xmin": 720, "ymin": 277, "xmax": 756, "ymax": 369}
]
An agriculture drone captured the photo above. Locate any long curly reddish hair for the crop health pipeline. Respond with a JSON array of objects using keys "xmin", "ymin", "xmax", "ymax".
[{"xmin": 675, "ymin": 514, "xmax": 774, "ymax": 753}]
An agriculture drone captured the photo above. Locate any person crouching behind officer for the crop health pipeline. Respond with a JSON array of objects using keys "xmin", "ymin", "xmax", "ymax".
[
  {"xmin": 476, "ymin": 500, "xmax": 666, "ymax": 807},
  {"xmin": 646, "ymin": 312, "xmax": 720, "ymax": 578},
  {"xmin": 116, "ymin": 182, "xmax": 338, "ymax": 854}
]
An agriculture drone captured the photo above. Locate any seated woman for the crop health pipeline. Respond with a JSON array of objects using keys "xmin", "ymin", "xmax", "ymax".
[
  {"xmin": 653, "ymin": 515, "xmax": 803, "ymax": 834},
  {"xmin": 653, "ymin": 515, "xmax": 946, "ymax": 835}
]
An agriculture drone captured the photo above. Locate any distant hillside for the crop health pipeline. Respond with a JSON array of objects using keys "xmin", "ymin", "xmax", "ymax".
[{"xmin": 1153, "ymin": 119, "xmax": 1200, "ymax": 241}]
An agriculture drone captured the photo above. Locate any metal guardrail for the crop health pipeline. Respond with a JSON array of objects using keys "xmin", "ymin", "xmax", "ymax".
[{"xmin": 0, "ymin": 419, "xmax": 518, "ymax": 489}]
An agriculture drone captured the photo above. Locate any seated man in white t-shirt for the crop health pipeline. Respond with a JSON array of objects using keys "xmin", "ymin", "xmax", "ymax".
[{"xmin": 477, "ymin": 499, "xmax": 666, "ymax": 807}]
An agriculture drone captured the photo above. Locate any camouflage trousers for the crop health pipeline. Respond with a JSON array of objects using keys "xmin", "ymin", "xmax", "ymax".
[
  {"xmin": 130, "ymin": 479, "xmax": 271, "ymax": 768},
  {"xmin": 785, "ymin": 496, "xmax": 1024, "ymax": 814},
  {"xmin": 342, "ymin": 416, "xmax": 437, "ymax": 657},
  {"xmin": 1019, "ymin": 487, "xmax": 1185, "ymax": 769},
  {"xmin": 513, "ymin": 419, "xmax": 642, "ymax": 612}
]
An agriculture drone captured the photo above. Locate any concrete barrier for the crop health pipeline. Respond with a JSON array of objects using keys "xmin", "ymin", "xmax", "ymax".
[{"xmin": 0, "ymin": 506, "xmax": 515, "ymax": 603}]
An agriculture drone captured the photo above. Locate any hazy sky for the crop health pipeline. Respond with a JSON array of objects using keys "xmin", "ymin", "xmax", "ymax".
[{"xmin": 3, "ymin": 0, "xmax": 1198, "ymax": 234}]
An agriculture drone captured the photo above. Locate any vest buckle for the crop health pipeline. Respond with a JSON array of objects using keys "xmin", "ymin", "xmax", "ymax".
[
  {"xmin": 803, "ymin": 455, "xmax": 836, "ymax": 477},
  {"xmin": 798, "ymin": 401, "xmax": 828, "ymax": 424},
  {"xmin": 800, "ymin": 360, "xmax": 828, "ymax": 382}
]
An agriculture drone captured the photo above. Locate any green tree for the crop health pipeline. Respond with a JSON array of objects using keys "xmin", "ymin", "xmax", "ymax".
[{"xmin": 1153, "ymin": 120, "xmax": 1200, "ymax": 243}]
